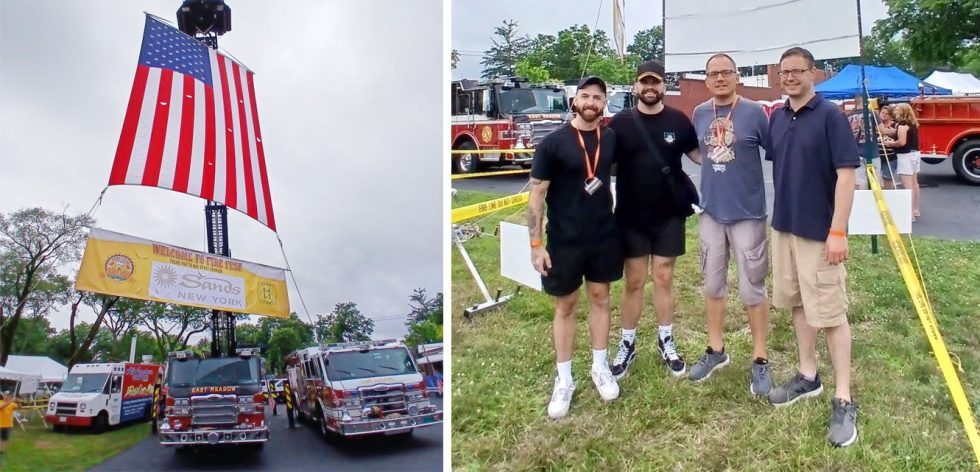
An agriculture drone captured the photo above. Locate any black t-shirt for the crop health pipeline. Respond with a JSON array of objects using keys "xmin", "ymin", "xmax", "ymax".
[
  {"xmin": 608, "ymin": 106, "xmax": 699, "ymax": 225},
  {"xmin": 895, "ymin": 122, "xmax": 919, "ymax": 154},
  {"xmin": 530, "ymin": 124, "xmax": 617, "ymax": 245}
]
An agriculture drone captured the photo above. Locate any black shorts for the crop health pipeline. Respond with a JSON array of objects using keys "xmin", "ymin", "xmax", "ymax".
[
  {"xmin": 542, "ymin": 234, "xmax": 624, "ymax": 297},
  {"xmin": 619, "ymin": 216, "xmax": 686, "ymax": 258},
  {"xmin": 1, "ymin": 427, "xmax": 10, "ymax": 440}
]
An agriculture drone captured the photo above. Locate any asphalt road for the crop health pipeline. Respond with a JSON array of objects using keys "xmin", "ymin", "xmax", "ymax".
[
  {"xmin": 452, "ymin": 158, "xmax": 980, "ymax": 241},
  {"xmin": 89, "ymin": 398, "xmax": 444, "ymax": 472}
]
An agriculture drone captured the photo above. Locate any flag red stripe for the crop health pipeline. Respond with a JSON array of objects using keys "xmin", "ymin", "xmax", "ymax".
[
  {"xmin": 142, "ymin": 69, "xmax": 173, "ymax": 186},
  {"xmin": 201, "ymin": 84, "xmax": 217, "ymax": 200},
  {"xmin": 232, "ymin": 62, "xmax": 258, "ymax": 219},
  {"xmin": 217, "ymin": 55, "xmax": 237, "ymax": 207},
  {"xmin": 173, "ymin": 75, "xmax": 195, "ymax": 192},
  {"xmin": 109, "ymin": 66, "xmax": 149, "ymax": 185},
  {"xmin": 247, "ymin": 72, "xmax": 276, "ymax": 230}
]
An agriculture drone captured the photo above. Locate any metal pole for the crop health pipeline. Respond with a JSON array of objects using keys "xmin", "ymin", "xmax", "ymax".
[{"xmin": 855, "ymin": 0, "xmax": 878, "ymax": 255}]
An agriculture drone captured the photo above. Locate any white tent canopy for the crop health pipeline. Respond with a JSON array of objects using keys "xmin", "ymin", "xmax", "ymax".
[
  {"xmin": 5, "ymin": 355, "xmax": 68, "ymax": 383},
  {"xmin": 0, "ymin": 365, "xmax": 41, "ymax": 395},
  {"xmin": 924, "ymin": 71, "xmax": 980, "ymax": 95}
]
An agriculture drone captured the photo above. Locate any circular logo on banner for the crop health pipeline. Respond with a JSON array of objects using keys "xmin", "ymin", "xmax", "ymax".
[
  {"xmin": 104, "ymin": 255, "xmax": 135, "ymax": 282},
  {"xmin": 258, "ymin": 282, "xmax": 277, "ymax": 305},
  {"xmin": 480, "ymin": 126, "xmax": 493, "ymax": 143}
]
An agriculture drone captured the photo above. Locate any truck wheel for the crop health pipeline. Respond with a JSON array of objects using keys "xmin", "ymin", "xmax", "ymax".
[
  {"xmin": 452, "ymin": 141, "xmax": 480, "ymax": 174},
  {"xmin": 92, "ymin": 412, "xmax": 109, "ymax": 434},
  {"xmin": 951, "ymin": 138, "xmax": 980, "ymax": 185},
  {"xmin": 317, "ymin": 407, "xmax": 329, "ymax": 438}
]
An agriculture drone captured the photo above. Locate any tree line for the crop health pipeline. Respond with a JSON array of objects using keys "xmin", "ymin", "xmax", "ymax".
[{"xmin": 0, "ymin": 207, "xmax": 443, "ymax": 372}]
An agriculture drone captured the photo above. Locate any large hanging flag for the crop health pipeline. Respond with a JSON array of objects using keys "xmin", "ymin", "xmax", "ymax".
[
  {"xmin": 613, "ymin": 0, "xmax": 626, "ymax": 60},
  {"xmin": 109, "ymin": 15, "xmax": 276, "ymax": 231}
]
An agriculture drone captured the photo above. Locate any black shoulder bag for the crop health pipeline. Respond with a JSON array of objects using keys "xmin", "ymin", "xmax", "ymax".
[{"xmin": 630, "ymin": 107, "xmax": 700, "ymax": 217}]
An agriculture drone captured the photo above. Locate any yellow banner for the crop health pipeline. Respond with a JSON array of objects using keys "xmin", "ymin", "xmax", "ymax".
[
  {"xmin": 76, "ymin": 228, "xmax": 289, "ymax": 318},
  {"xmin": 451, "ymin": 192, "xmax": 529, "ymax": 223},
  {"xmin": 867, "ymin": 165, "xmax": 980, "ymax": 466}
]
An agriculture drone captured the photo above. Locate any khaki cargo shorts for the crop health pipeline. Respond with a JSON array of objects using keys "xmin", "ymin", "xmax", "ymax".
[
  {"xmin": 771, "ymin": 230, "xmax": 849, "ymax": 328},
  {"xmin": 698, "ymin": 213, "xmax": 768, "ymax": 305}
]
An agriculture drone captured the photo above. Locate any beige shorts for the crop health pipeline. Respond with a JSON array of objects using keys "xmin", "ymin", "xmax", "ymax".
[
  {"xmin": 698, "ymin": 213, "xmax": 768, "ymax": 305},
  {"xmin": 897, "ymin": 151, "xmax": 921, "ymax": 175},
  {"xmin": 771, "ymin": 230, "xmax": 849, "ymax": 328}
]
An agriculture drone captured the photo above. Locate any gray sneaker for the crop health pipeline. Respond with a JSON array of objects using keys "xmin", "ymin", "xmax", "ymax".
[
  {"xmin": 828, "ymin": 398, "xmax": 858, "ymax": 447},
  {"xmin": 750, "ymin": 359, "xmax": 773, "ymax": 396},
  {"xmin": 688, "ymin": 348, "xmax": 730, "ymax": 382},
  {"xmin": 768, "ymin": 372, "xmax": 823, "ymax": 407}
]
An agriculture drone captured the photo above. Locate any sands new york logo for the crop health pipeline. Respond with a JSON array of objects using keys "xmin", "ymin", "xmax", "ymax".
[
  {"xmin": 152, "ymin": 266, "xmax": 242, "ymax": 295},
  {"xmin": 104, "ymin": 255, "xmax": 135, "ymax": 282}
]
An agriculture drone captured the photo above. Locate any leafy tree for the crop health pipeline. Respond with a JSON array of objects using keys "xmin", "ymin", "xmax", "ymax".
[
  {"xmin": 627, "ymin": 26, "xmax": 663, "ymax": 62},
  {"xmin": 8, "ymin": 314, "xmax": 55, "ymax": 355},
  {"xmin": 0, "ymin": 207, "xmax": 92, "ymax": 365},
  {"xmin": 65, "ymin": 292, "xmax": 119, "ymax": 367},
  {"xmin": 265, "ymin": 328, "xmax": 302, "ymax": 374},
  {"xmin": 481, "ymin": 19, "xmax": 530, "ymax": 78},
  {"xmin": 451, "ymin": 49, "xmax": 461, "ymax": 70},
  {"xmin": 404, "ymin": 289, "xmax": 443, "ymax": 350},
  {"xmin": 134, "ymin": 302, "xmax": 209, "ymax": 360},
  {"xmin": 515, "ymin": 59, "xmax": 551, "ymax": 83},
  {"xmin": 315, "ymin": 302, "xmax": 374, "ymax": 343},
  {"xmin": 879, "ymin": 0, "xmax": 980, "ymax": 75}
]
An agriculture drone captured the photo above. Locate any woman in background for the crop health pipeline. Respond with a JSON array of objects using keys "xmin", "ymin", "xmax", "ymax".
[
  {"xmin": 877, "ymin": 106, "xmax": 899, "ymax": 189},
  {"xmin": 888, "ymin": 103, "xmax": 921, "ymax": 219}
]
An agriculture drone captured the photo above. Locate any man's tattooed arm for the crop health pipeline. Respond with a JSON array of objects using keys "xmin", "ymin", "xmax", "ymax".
[{"xmin": 528, "ymin": 178, "xmax": 550, "ymax": 240}]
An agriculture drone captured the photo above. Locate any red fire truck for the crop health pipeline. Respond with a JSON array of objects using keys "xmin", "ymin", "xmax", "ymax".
[
  {"xmin": 913, "ymin": 95, "xmax": 980, "ymax": 185},
  {"xmin": 285, "ymin": 339, "xmax": 442, "ymax": 437},
  {"xmin": 451, "ymin": 77, "xmax": 569, "ymax": 174}
]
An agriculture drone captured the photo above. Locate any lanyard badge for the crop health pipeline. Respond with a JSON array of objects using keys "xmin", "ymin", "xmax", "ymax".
[{"xmin": 576, "ymin": 127, "xmax": 603, "ymax": 195}]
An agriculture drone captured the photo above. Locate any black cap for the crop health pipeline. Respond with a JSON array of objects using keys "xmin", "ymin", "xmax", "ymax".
[
  {"xmin": 577, "ymin": 75, "xmax": 607, "ymax": 94},
  {"xmin": 636, "ymin": 61, "xmax": 665, "ymax": 82}
]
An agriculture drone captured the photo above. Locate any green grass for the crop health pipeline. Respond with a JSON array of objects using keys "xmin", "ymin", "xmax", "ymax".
[
  {"xmin": 451, "ymin": 190, "xmax": 980, "ymax": 471},
  {"xmin": 2, "ymin": 417, "xmax": 150, "ymax": 471}
]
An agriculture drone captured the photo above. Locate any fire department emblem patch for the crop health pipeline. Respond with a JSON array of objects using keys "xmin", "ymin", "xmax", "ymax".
[
  {"xmin": 104, "ymin": 254, "xmax": 135, "ymax": 282},
  {"xmin": 480, "ymin": 125, "xmax": 493, "ymax": 143}
]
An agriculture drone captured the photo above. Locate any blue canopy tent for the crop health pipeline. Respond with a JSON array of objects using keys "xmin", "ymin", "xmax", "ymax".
[{"xmin": 815, "ymin": 64, "xmax": 952, "ymax": 99}]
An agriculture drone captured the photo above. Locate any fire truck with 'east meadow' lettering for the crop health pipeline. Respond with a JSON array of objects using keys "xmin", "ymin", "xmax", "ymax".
[
  {"xmin": 46, "ymin": 362, "xmax": 161, "ymax": 433},
  {"xmin": 286, "ymin": 339, "xmax": 442, "ymax": 437},
  {"xmin": 451, "ymin": 77, "xmax": 569, "ymax": 174}
]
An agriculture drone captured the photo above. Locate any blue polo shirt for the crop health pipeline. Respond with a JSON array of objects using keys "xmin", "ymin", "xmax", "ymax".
[{"xmin": 766, "ymin": 94, "xmax": 859, "ymax": 241}]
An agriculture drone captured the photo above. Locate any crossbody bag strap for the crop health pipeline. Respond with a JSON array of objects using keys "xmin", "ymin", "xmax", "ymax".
[{"xmin": 630, "ymin": 107, "xmax": 673, "ymax": 177}]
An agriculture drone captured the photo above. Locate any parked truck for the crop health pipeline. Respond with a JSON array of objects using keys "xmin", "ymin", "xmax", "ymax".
[
  {"xmin": 912, "ymin": 95, "xmax": 980, "ymax": 185},
  {"xmin": 45, "ymin": 362, "xmax": 161, "ymax": 433}
]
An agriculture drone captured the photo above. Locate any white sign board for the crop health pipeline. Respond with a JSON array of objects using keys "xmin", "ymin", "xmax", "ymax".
[
  {"xmin": 500, "ymin": 222, "xmax": 543, "ymax": 291},
  {"xmin": 665, "ymin": 0, "xmax": 861, "ymax": 72},
  {"xmin": 848, "ymin": 189, "xmax": 913, "ymax": 235}
]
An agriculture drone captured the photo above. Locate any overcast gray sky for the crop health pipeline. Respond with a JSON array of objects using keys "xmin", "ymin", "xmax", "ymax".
[
  {"xmin": 0, "ymin": 0, "xmax": 443, "ymax": 340},
  {"xmin": 451, "ymin": 0, "xmax": 888, "ymax": 79}
]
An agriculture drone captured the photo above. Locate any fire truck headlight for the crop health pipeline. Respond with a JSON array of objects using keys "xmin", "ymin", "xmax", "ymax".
[
  {"xmin": 174, "ymin": 398, "xmax": 190, "ymax": 407},
  {"xmin": 48, "ymin": 402, "xmax": 56, "ymax": 411},
  {"xmin": 239, "ymin": 404, "xmax": 255, "ymax": 414},
  {"xmin": 79, "ymin": 403, "xmax": 87, "ymax": 411},
  {"xmin": 406, "ymin": 391, "xmax": 425, "ymax": 401},
  {"xmin": 407, "ymin": 405, "xmax": 419, "ymax": 416},
  {"xmin": 175, "ymin": 407, "xmax": 191, "ymax": 416},
  {"xmin": 238, "ymin": 396, "xmax": 251, "ymax": 403}
]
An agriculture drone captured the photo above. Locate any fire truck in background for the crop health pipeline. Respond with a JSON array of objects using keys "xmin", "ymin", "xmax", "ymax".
[
  {"xmin": 286, "ymin": 339, "xmax": 442, "ymax": 437},
  {"xmin": 563, "ymin": 83, "xmax": 635, "ymax": 125},
  {"xmin": 451, "ymin": 77, "xmax": 569, "ymax": 174},
  {"xmin": 46, "ymin": 362, "xmax": 161, "ymax": 433},
  {"xmin": 912, "ymin": 95, "xmax": 980, "ymax": 185}
]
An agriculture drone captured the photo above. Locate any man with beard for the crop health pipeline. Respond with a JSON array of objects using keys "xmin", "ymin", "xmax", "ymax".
[
  {"xmin": 529, "ymin": 76, "xmax": 622, "ymax": 419},
  {"xmin": 687, "ymin": 53, "xmax": 773, "ymax": 396},
  {"xmin": 608, "ymin": 61, "xmax": 700, "ymax": 380},
  {"xmin": 766, "ymin": 47, "xmax": 859, "ymax": 447}
]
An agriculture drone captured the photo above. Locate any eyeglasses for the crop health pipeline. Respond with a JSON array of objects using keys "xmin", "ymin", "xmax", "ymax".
[
  {"xmin": 778, "ymin": 68, "xmax": 811, "ymax": 78},
  {"xmin": 706, "ymin": 70, "xmax": 736, "ymax": 79}
]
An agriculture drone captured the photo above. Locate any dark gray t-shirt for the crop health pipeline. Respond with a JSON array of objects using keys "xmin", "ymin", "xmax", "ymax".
[{"xmin": 692, "ymin": 97, "xmax": 770, "ymax": 223}]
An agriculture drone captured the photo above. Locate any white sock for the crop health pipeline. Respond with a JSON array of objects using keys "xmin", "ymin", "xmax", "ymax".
[
  {"xmin": 659, "ymin": 325, "xmax": 673, "ymax": 341},
  {"xmin": 556, "ymin": 360, "xmax": 573, "ymax": 386},
  {"xmin": 622, "ymin": 329, "xmax": 637, "ymax": 344},
  {"xmin": 592, "ymin": 349, "xmax": 608, "ymax": 371}
]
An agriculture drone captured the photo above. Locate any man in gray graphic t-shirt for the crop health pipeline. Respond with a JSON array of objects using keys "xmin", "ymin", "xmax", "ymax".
[{"xmin": 687, "ymin": 53, "xmax": 773, "ymax": 397}]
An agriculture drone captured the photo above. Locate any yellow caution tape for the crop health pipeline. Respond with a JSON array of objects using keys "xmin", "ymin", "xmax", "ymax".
[
  {"xmin": 451, "ymin": 192, "xmax": 529, "ymax": 223},
  {"xmin": 867, "ymin": 164, "xmax": 980, "ymax": 466},
  {"xmin": 451, "ymin": 169, "xmax": 531, "ymax": 180},
  {"xmin": 450, "ymin": 148, "xmax": 536, "ymax": 154}
]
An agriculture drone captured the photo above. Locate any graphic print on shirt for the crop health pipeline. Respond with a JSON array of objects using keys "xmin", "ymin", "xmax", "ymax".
[{"xmin": 705, "ymin": 115, "xmax": 736, "ymax": 169}]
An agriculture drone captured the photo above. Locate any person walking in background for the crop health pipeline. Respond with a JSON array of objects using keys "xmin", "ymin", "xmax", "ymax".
[
  {"xmin": 0, "ymin": 391, "xmax": 18, "ymax": 456},
  {"xmin": 877, "ymin": 105, "xmax": 899, "ymax": 189},
  {"xmin": 528, "ymin": 76, "xmax": 622, "ymax": 419},
  {"xmin": 888, "ymin": 103, "xmax": 922, "ymax": 219},
  {"xmin": 766, "ymin": 47, "xmax": 860, "ymax": 448}
]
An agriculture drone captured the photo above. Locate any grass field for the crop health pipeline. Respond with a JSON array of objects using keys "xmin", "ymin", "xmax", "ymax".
[
  {"xmin": 451, "ymin": 190, "xmax": 980, "ymax": 471},
  {"xmin": 1, "ymin": 416, "xmax": 149, "ymax": 472}
]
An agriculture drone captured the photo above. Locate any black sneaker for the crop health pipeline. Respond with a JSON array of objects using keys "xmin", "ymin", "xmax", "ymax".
[
  {"xmin": 610, "ymin": 339, "xmax": 637, "ymax": 380},
  {"xmin": 658, "ymin": 336, "xmax": 686, "ymax": 377},
  {"xmin": 768, "ymin": 372, "xmax": 823, "ymax": 407}
]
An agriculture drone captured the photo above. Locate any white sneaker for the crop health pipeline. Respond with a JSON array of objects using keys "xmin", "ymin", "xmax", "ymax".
[
  {"xmin": 547, "ymin": 377, "xmax": 575, "ymax": 419},
  {"xmin": 591, "ymin": 368, "xmax": 620, "ymax": 401}
]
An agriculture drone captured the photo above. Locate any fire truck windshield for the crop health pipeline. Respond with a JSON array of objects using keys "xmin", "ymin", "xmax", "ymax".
[
  {"xmin": 61, "ymin": 373, "xmax": 109, "ymax": 393},
  {"xmin": 608, "ymin": 92, "xmax": 627, "ymax": 113},
  {"xmin": 167, "ymin": 357, "xmax": 260, "ymax": 387},
  {"xmin": 498, "ymin": 88, "xmax": 568, "ymax": 115},
  {"xmin": 324, "ymin": 347, "xmax": 417, "ymax": 381}
]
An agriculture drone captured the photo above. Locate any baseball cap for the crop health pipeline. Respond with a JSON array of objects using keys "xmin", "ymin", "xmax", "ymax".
[
  {"xmin": 636, "ymin": 61, "xmax": 665, "ymax": 82},
  {"xmin": 577, "ymin": 76, "xmax": 607, "ymax": 94}
]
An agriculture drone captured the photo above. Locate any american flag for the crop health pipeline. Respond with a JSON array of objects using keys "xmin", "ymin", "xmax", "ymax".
[{"xmin": 109, "ymin": 15, "xmax": 276, "ymax": 231}]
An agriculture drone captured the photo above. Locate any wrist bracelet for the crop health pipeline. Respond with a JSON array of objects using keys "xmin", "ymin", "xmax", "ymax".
[
  {"xmin": 530, "ymin": 239, "xmax": 542, "ymax": 248},
  {"xmin": 829, "ymin": 229, "xmax": 847, "ymax": 238}
]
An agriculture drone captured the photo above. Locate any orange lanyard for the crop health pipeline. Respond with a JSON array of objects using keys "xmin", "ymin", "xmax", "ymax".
[
  {"xmin": 574, "ymin": 127, "xmax": 602, "ymax": 180},
  {"xmin": 712, "ymin": 96, "xmax": 739, "ymax": 143}
]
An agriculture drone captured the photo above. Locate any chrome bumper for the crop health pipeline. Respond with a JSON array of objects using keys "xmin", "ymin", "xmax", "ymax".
[
  {"xmin": 159, "ymin": 427, "xmax": 269, "ymax": 446},
  {"xmin": 336, "ymin": 411, "xmax": 443, "ymax": 436}
]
